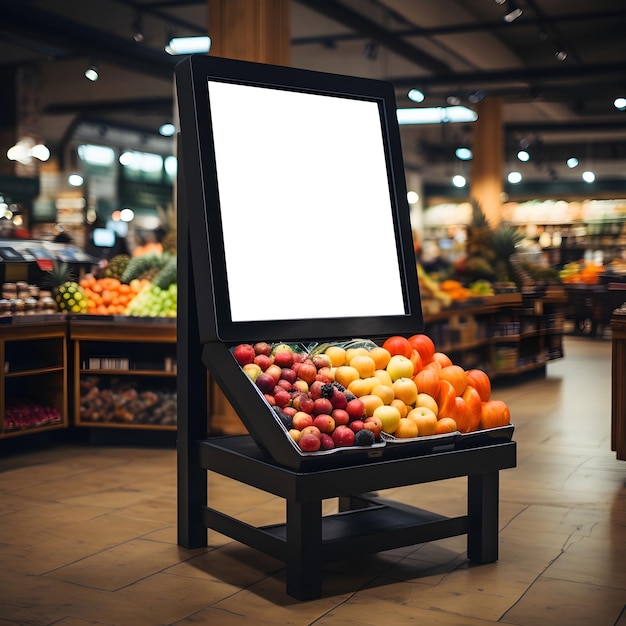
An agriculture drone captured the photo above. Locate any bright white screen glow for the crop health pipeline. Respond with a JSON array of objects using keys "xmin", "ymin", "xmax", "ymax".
[{"xmin": 208, "ymin": 80, "xmax": 406, "ymax": 323}]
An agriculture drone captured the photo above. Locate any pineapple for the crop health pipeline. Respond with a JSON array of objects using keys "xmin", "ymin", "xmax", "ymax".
[
  {"xmin": 104, "ymin": 254, "xmax": 130, "ymax": 280},
  {"xmin": 157, "ymin": 203, "xmax": 177, "ymax": 254},
  {"xmin": 492, "ymin": 225, "xmax": 525, "ymax": 283},
  {"xmin": 48, "ymin": 262, "xmax": 87, "ymax": 314}
]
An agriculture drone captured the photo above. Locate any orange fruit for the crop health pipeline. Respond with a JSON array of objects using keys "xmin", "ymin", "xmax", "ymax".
[
  {"xmin": 390, "ymin": 398, "xmax": 409, "ymax": 418},
  {"xmin": 394, "ymin": 417, "xmax": 418, "ymax": 439},
  {"xmin": 371, "ymin": 383, "xmax": 395, "ymax": 405},
  {"xmin": 368, "ymin": 346, "xmax": 391, "ymax": 370},
  {"xmin": 325, "ymin": 346, "xmax": 347, "ymax": 367},
  {"xmin": 334, "ymin": 365, "xmax": 360, "ymax": 388},
  {"xmin": 435, "ymin": 416, "xmax": 458, "ymax": 434},
  {"xmin": 345, "ymin": 347, "xmax": 368, "ymax": 363},
  {"xmin": 360, "ymin": 394, "xmax": 384, "ymax": 417},
  {"xmin": 350, "ymin": 355, "xmax": 376, "ymax": 379},
  {"xmin": 348, "ymin": 377, "xmax": 377, "ymax": 397}
]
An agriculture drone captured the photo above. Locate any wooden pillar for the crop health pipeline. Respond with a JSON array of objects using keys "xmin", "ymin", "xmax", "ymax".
[
  {"xmin": 208, "ymin": 0, "xmax": 290, "ymax": 66},
  {"xmin": 470, "ymin": 97, "xmax": 504, "ymax": 226},
  {"xmin": 204, "ymin": 0, "xmax": 291, "ymax": 435}
]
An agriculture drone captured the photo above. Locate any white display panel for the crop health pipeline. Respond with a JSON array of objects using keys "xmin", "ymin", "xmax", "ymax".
[{"xmin": 207, "ymin": 80, "xmax": 406, "ymax": 323}]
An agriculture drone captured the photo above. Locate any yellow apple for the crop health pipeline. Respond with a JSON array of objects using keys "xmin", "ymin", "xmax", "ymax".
[
  {"xmin": 373, "ymin": 404, "xmax": 401, "ymax": 434},
  {"xmin": 386, "ymin": 354, "xmax": 415, "ymax": 381},
  {"xmin": 407, "ymin": 406, "xmax": 438, "ymax": 436},
  {"xmin": 416, "ymin": 392, "xmax": 439, "ymax": 416}
]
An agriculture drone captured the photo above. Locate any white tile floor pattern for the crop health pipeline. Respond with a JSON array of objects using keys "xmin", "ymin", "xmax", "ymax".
[{"xmin": 0, "ymin": 336, "xmax": 625, "ymax": 625}]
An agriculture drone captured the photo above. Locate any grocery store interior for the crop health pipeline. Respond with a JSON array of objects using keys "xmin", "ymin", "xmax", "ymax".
[{"xmin": 1, "ymin": 1, "xmax": 626, "ymax": 624}]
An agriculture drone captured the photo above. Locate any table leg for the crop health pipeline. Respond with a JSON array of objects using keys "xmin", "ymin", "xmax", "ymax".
[
  {"xmin": 286, "ymin": 500, "xmax": 323, "ymax": 600},
  {"xmin": 467, "ymin": 471, "xmax": 499, "ymax": 563}
]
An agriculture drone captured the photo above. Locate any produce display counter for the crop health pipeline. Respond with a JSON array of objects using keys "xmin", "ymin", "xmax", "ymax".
[
  {"xmin": 611, "ymin": 306, "xmax": 626, "ymax": 460},
  {"xmin": 175, "ymin": 56, "xmax": 518, "ymax": 600}
]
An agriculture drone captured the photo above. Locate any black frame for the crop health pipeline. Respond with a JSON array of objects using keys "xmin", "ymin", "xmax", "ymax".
[{"xmin": 175, "ymin": 55, "xmax": 423, "ymax": 345}]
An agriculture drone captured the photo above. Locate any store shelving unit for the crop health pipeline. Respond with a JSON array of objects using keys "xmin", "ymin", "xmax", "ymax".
[
  {"xmin": 0, "ymin": 318, "xmax": 68, "ymax": 438},
  {"xmin": 70, "ymin": 318, "xmax": 177, "ymax": 430}
]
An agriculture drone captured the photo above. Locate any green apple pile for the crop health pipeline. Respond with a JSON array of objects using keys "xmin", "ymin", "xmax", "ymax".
[{"xmin": 125, "ymin": 282, "xmax": 177, "ymax": 318}]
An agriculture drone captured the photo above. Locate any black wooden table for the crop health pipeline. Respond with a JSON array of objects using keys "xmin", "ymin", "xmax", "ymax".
[{"xmin": 196, "ymin": 434, "xmax": 516, "ymax": 600}]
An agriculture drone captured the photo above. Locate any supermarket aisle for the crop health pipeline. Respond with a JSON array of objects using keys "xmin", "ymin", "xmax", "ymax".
[{"xmin": 0, "ymin": 336, "xmax": 625, "ymax": 626}]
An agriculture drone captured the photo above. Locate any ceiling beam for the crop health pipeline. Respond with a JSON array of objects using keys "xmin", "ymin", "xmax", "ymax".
[{"xmin": 295, "ymin": 0, "xmax": 450, "ymax": 74}]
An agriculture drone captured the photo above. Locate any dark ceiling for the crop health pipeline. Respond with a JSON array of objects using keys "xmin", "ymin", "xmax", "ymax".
[{"xmin": 1, "ymin": 0, "xmax": 625, "ymax": 187}]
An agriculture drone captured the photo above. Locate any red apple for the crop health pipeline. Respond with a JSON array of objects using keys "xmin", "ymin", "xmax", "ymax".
[
  {"xmin": 309, "ymin": 380, "xmax": 325, "ymax": 400},
  {"xmin": 232, "ymin": 343, "xmax": 255, "ymax": 365},
  {"xmin": 363, "ymin": 416, "xmax": 383, "ymax": 439},
  {"xmin": 281, "ymin": 368, "xmax": 297, "ymax": 384},
  {"xmin": 265, "ymin": 364, "xmax": 282, "ymax": 383},
  {"xmin": 253, "ymin": 354, "xmax": 272, "ymax": 371},
  {"xmin": 276, "ymin": 379, "xmax": 292, "ymax": 392},
  {"xmin": 292, "ymin": 393, "xmax": 314, "ymax": 414},
  {"xmin": 301, "ymin": 425, "xmax": 322, "ymax": 439},
  {"xmin": 346, "ymin": 398, "xmax": 365, "ymax": 420},
  {"xmin": 299, "ymin": 433, "xmax": 321, "ymax": 452},
  {"xmin": 292, "ymin": 352, "xmax": 306, "ymax": 364},
  {"xmin": 253, "ymin": 341, "xmax": 272, "ymax": 356},
  {"xmin": 312, "ymin": 354, "xmax": 332, "ymax": 369},
  {"xmin": 313, "ymin": 413, "xmax": 335, "ymax": 434},
  {"xmin": 349, "ymin": 420, "xmax": 365, "ymax": 433},
  {"xmin": 255, "ymin": 373, "xmax": 275, "ymax": 394},
  {"xmin": 330, "ymin": 387, "xmax": 347, "ymax": 409},
  {"xmin": 273, "ymin": 350, "xmax": 294, "ymax": 368},
  {"xmin": 319, "ymin": 433, "xmax": 335, "ymax": 450},
  {"xmin": 274, "ymin": 388, "xmax": 291, "ymax": 408},
  {"xmin": 332, "ymin": 425, "xmax": 355, "ymax": 447},
  {"xmin": 315, "ymin": 368, "xmax": 334, "ymax": 383},
  {"xmin": 263, "ymin": 393, "xmax": 276, "ymax": 406},
  {"xmin": 292, "ymin": 411, "xmax": 314, "ymax": 430},
  {"xmin": 282, "ymin": 406, "xmax": 297, "ymax": 418},
  {"xmin": 312, "ymin": 397, "xmax": 333, "ymax": 416},
  {"xmin": 297, "ymin": 360, "xmax": 318, "ymax": 384},
  {"xmin": 331, "ymin": 408, "xmax": 350, "ymax": 426}
]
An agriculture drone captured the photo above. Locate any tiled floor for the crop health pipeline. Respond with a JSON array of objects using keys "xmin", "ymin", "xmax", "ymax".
[{"xmin": 1, "ymin": 336, "xmax": 625, "ymax": 625}]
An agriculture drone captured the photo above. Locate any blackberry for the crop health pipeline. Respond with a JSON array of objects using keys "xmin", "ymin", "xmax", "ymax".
[
  {"xmin": 354, "ymin": 429, "xmax": 375, "ymax": 446},
  {"xmin": 344, "ymin": 392, "xmax": 356, "ymax": 403},
  {"xmin": 332, "ymin": 382, "xmax": 345, "ymax": 392},
  {"xmin": 321, "ymin": 383, "xmax": 335, "ymax": 399}
]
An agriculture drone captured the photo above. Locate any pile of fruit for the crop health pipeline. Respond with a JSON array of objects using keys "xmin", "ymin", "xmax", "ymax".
[
  {"xmin": 231, "ymin": 334, "xmax": 511, "ymax": 454},
  {"xmin": 5, "ymin": 400, "xmax": 62, "ymax": 431},
  {"xmin": 49, "ymin": 252, "xmax": 177, "ymax": 317},
  {"xmin": 559, "ymin": 261, "xmax": 603, "ymax": 284}
]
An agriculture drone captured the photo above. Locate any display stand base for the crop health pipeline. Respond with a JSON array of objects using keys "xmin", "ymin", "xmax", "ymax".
[{"xmin": 196, "ymin": 435, "xmax": 516, "ymax": 600}]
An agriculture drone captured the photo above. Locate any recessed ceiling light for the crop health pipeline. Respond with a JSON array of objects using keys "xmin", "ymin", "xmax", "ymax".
[
  {"xmin": 517, "ymin": 150, "xmax": 530, "ymax": 162},
  {"xmin": 582, "ymin": 170, "xmax": 595, "ymax": 183},
  {"xmin": 455, "ymin": 147, "xmax": 473, "ymax": 160},
  {"xmin": 614, "ymin": 97, "xmax": 626, "ymax": 110},
  {"xmin": 396, "ymin": 106, "xmax": 478, "ymax": 125},
  {"xmin": 407, "ymin": 89, "xmax": 425, "ymax": 103},
  {"xmin": 159, "ymin": 123, "xmax": 176, "ymax": 136},
  {"xmin": 508, "ymin": 171, "xmax": 522, "ymax": 184},
  {"xmin": 165, "ymin": 36, "xmax": 211, "ymax": 55},
  {"xmin": 452, "ymin": 174, "xmax": 466, "ymax": 188},
  {"xmin": 566, "ymin": 157, "xmax": 579, "ymax": 168}
]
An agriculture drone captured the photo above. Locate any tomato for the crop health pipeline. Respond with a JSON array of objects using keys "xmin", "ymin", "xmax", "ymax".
[
  {"xmin": 382, "ymin": 335, "xmax": 413, "ymax": 359},
  {"xmin": 410, "ymin": 349, "xmax": 423, "ymax": 375},
  {"xmin": 449, "ymin": 397, "xmax": 472, "ymax": 433},
  {"xmin": 480, "ymin": 400, "xmax": 511, "ymax": 430},
  {"xmin": 437, "ymin": 365, "xmax": 468, "ymax": 396},
  {"xmin": 466, "ymin": 369, "xmax": 491, "ymax": 402},
  {"xmin": 413, "ymin": 368, "xmax": 441, "ymax": 399},
  {"xmin": 408, "ymin": 333, "xmax": 436, "ymax": 364},
  {"xmin": 461, "ymin": 385, "xmax": 482, "ymax": 433},
  {"xmin": 437, "ymin": 379, "xmax": 457, "ymax": 418}
]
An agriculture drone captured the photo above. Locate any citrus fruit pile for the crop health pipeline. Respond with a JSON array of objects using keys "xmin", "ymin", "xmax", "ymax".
[{"xmin": 232, "ymin": 335, "xmax": 511, "ymax": 453}]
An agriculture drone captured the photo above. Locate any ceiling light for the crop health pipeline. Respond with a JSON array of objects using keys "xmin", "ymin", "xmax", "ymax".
[
  {"xmin": 120, "ymin": 208, "xmax": 135, "ymax": 222},
  {"xmin": 508, "ymin": 171, "xmax": 522, "ymax": 184},
  {"xmin": 468, "ymin": 90, "xmax": 485, "ymax": 103},
  {"xmin": 165, "ymin": 35, "xmax": 211, "ymax": 55},
  {"xmin": 85, "ymin": 64, "xmax": 99, "ymax": 81},
  {"xmin": 68, "ymin": 174, "xmax": 84, "ymax": 187},
  {"xmin": 397, "ymin": 106, "xmax": 478, "ymax": 125},
  {"xmin": 517, "ymin": 150, "xmax": 530, "ymax": 162},
  {"xmin": 159, "ymin": 123, "xmax": 176, "ymax": 137},
  {"xmin": 566, "ymin": 157, "xmax": 579, "ymax": 168},
  {"xmin": 452, "ymin": 174, "xmax": 466, "ymax": 188},
  {"xmin": 407, "ymin": 191, "xmax": 419, "ymax": 204},
  {"xmin": 582, "ymin": 170, "xmax": 595, "ymax": 183},
  {"xmin": 555, "ymin": 48, "xmax": 568, "ymax": 61},
  {"xmin": 31, "ymin": 144, "xmax": 50, "ymax": 161},
  {"xmin": 502, "ymin": 0, "xmax": 523, "ymax": 22},
  {"xmin": 407, "ymin": 89, "xmax": 425, "ymax": 103},
  {"xmin": 614, "ymin": 97, "xmax": 626, "ymax": 110},
  {"xmin": 455, "ymin": 147, "xmax": 473, "ymax": 160},
  {"xmin": 446, "ymin": 95, "xmax": 461, "ymax": 105},
  {"xmin": 132, "ymin": 15, "xmax": 144, "ymax": 43}
]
